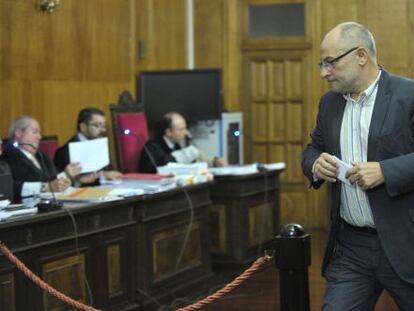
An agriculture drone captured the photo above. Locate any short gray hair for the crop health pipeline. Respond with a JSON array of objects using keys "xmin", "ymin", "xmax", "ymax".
[
  {"xmin": 8, "ymin": 115, "xmax": 36, "ymax": 139},
  {"xmin": 339, "ymin": 22, "xmax": 377, "ymax": 59}
]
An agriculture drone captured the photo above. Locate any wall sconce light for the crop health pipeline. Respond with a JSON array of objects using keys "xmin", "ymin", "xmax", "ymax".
[{"xmin": 39, "ymin": 0, "xmax": 61, "ymax": 13}]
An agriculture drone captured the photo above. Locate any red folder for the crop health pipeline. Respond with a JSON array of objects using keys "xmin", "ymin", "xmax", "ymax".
[{"xmin": 122, "ymin": 173, "xmax": 168, "ymax": 180}]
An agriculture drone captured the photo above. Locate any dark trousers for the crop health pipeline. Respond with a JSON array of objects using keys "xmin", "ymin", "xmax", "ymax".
[{"xmin": 323, "ymin": 224, "xmax": 414, "ymax": 310}]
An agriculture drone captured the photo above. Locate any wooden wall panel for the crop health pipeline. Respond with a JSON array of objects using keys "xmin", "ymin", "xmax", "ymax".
[
  {"xmin": 0, "ymin": 272, "xmax": 15, "ymax": 311},
  {"xmin": 252, "ymin": 144, "xmax": 267, "ymax": 162},
  {"xmin": 250, "ymin": 61, "xmax": 268, "ymax": 101},
  {"xmin": 286, "ymin": 144, "xmax": 304, "ymax": 182},
  {"xmin": 287, "ymin": 103, "xmax": 302, "ymax": 142},
  {"xmin": 251, "ymin": 103, "xmax": 268, "ymax": 140},
  {"xmin": 248, "ymin": 202, "xmax": 273, "ymax": 247},
  {"xmin": 363, "ymin": 0, "xmax": 409, "ymax": 75},
  {"xmin": 268, "ymin": 144, "xmax": 284, "ymax": 164},
  {"xmin": 209, "ymin": 204, "xmax": 227, "ymax": 253},
  {"xmin": 136, "ymin": 0, "xmax": 187, "ymax": 71},
  {"xmin": 286, "ymin": 60, "xmax": 303, "ymax": 101},
  {"xmin": 107, "ymin": 243, "xmax": 124, "ymax": 299},
  {"xmin": 194, "ymin": 0, "xmax": 224, "ymax": 68},
  {"xmin": 269, "ymin": 103, "xmax": 285, "ymax": 142},
  {"xmin": 320, "ymin": 0, "xmax": 359, "ymax": 35},
  {"xmin": 0, "ymin": 0, "xmax": 134, "ymax": 150},
  {"xmin": 280, "ymin": 192, "xmax": 307, "ymax": 226},
  {"xmin": 0, "ymin": 0, "xmax": 188, "ymax": 150},
  {"xmin": 194, "ymin": 0, "xmax": 243, "ymax": 111},
  {"xmin": 42, "ymin": 253, "xmax": 87, "ymax": 310},
  {"xmin": 268, "ymin": 61, "xmax": 285, "ymax": 101},
  {"xmin": 152, "ymin": 222, "xmax": 202, "ymax": 282},
  {"xmin": 1, "ymin": 0, "xmax": 132, "ymax": 81}
]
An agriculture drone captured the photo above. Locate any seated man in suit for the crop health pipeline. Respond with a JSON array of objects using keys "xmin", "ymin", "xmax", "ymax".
[
  {"xmin": 139, "ymin": 112, "xmax": 226, "ymax": 173},
  {"xmin": 0, "ymin": 115, "xmax": 73, "ymax": 202},
  {"xmin": 54, "ymin": 107, "xmax": 122, "ymax": 185}
]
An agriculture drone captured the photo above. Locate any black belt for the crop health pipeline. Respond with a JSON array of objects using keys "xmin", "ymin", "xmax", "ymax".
[{"xmin": 343, "ymin": 221, "xmax": 377, "ymax": 234}]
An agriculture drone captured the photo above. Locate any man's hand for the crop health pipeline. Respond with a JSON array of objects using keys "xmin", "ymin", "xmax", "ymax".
[
  {"xmin": 47, "ymin": 178, "xmax": 71, "ymax": 192},
  {"xmin": 77, "ymin": 172, "xmax": 99, "ymax": 184},
  {"xmin": 197, "ymin": 150, "xmax": 209, "ymax": 162},
  {"xmin": 212, "ymin": 156, "xmax": 228, "ymax": 167},
  {"xmin": 64, "ymin": 162, "xmax": 81, "ymax": 178},
  {"xmin": 102, "ymin": 170, "xmax": 123, "ymax": 180},
  {"xmin": 313, "ymin": 153, "xmax": 339, "ymax": 183},
  {"xmin": 346, "ymin": 162, "xmax": 385, "ymax": 191}
]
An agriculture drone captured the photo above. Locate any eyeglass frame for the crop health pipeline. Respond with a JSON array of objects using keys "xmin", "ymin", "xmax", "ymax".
[
  {"xmin": 318, "ymin": 46, "xmax": 359, "ymax": 71},
  {"xmin": 87, "ymin": 122, "xmax": 107, "ymax": 130}
]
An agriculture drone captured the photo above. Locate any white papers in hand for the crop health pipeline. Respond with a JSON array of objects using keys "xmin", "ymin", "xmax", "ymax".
[
  {"xmin": 69, "ymin": 137, "xmax": 110, "ymax": 173},
  {"xmin": 333, "ymin": 156, "xmax": 351, "ymax": 185}
]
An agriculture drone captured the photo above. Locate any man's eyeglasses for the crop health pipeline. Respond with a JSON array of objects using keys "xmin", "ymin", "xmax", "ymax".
[
  {"xmin": 318, "ymin": 47, "xmax": 359, "ymax": 71},
  {"xmin": 87, "ymin": 122, "xmax": 107, "ymax": 130}
]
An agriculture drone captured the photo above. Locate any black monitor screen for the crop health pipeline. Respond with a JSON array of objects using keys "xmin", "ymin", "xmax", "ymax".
[{"xmin": 138, "ymin": 69, "xmax": 223, "ymax": 125}]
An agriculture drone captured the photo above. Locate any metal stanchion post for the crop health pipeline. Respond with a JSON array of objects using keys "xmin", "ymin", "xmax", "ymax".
[{"xmin": 274, "ymin": 223, "xmax": 311, "ymax": 311}]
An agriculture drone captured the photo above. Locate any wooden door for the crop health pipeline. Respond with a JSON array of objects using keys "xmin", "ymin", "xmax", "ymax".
[{"xmin": 243, "ymin": 50, "xmax": 315, "ymax": 227}]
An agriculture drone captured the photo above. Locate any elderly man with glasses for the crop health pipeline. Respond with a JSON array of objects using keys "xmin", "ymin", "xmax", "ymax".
[
  {"xmin": 54, "ymin": 107, "xmax": 122, "ymax": 185},
  {"xmin": 302, "ymin": 22, "xmax": 414, "ymax": 310}
]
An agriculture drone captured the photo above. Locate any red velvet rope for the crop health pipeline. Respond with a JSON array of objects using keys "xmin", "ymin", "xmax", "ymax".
[
  {"xmin": 176, "ymin": 255, "xmax": 271, "ymax": 311},
  {"xmin": 0, "ymin": 241, "xmax": 101, "ymax": 311}
]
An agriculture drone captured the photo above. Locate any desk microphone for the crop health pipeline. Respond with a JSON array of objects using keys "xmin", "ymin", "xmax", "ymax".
[
  {"xmin": 121, "ymin": 128, "xmax": 158, "ymax": 172},
  {"xmin": 13, "ymin": 141, "xmax": 62, "ymax": 212}
]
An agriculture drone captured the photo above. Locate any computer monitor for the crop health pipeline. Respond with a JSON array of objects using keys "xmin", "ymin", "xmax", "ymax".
[{"xmin": 138, "ymin": 69, "xmax": 223, "ymax": 126}]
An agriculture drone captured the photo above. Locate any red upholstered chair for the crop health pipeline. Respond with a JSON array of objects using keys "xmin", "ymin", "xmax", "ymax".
[
  {"xmin": 110, "ymin": 91, "xmax": 149, "ymax": 173},
  {"xmin": 1, "ymin": 136, "xmax": 59, "ymax": 160},
  {"xmin": 39, "ymin": 135, "xmax": 59, "ymax": 160}
]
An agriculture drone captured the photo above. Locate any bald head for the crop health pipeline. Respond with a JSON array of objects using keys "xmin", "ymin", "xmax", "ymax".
[
  {"xmin": 319, "ymin": 22, "xmax": 380, "ymax": 96},
  {"xmin": 323, "ymin": 22, "xmax": 377, "ymax": 61},
  {"xmin": 163, "ymin": 112, "xmax": 188, "ymax": 143}
]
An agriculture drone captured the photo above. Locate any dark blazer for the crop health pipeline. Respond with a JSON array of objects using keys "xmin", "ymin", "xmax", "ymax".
[
  {"xmin": 54, "ymin": 134, "xmax": 79, "ymax": 172},
  {"xmin": 0, "ymin": 147, "xmax": 57, "ymax": 201},
  {"xmin": 54, "ymin": 134, "xmax": 112, "ymax": 186},
  {"xmin": 139, "ymin": 136, "xmax": 179, "ymax": 173},
  {"xmin": 302, "ymin": 70, "xmax": 414, "ymax": 284}
]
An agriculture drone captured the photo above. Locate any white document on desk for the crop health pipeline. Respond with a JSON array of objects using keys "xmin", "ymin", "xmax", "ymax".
[{"xmin": 69, "ymin": 137, "xmax": 110, "ymax": 173}]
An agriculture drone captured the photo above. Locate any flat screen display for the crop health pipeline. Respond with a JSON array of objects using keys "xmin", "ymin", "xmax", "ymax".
[{"xmin": 138, "ymin": 69, "xmax": 223, "ymax": 125}]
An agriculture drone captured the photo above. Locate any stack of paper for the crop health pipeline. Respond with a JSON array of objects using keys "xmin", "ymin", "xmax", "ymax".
[
  {"xmin": 209, "ymin": 164, "xmax": 258, "ymax": 176},
  {"xmin": 209, "ymin": 162, "xmax": 286, "ymax": 176},
  {"xmin": 57, "ymin": 187, "xmax": 119, "ymax": 202}
]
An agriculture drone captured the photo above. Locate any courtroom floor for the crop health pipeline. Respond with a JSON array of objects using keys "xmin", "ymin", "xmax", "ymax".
[{"xmin": 167, "ymin": 229, "xmax": 399, "ymax": 311}]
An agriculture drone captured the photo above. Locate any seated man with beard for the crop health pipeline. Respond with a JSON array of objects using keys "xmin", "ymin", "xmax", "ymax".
[{"xmin": 54, "ymin": 107, "xmax": 122, "ymax": 185}]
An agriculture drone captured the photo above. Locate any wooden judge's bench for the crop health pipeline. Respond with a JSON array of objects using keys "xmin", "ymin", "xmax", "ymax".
[{"xmin": 0, "ymin": 170, "xmax": 283, "ymax": 311}]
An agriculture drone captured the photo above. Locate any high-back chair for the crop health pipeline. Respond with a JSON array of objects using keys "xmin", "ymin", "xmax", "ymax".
[
  {"xmin": 110, "ymin": 91, "xmax": 149, "ymax": 173},
  {"xmin": 1, "ymin": 135, "xmax": 59, "ymax": 160},
  {"xmin": 38, "ymin": 135, "xmax": 59, "ymax": 160}
]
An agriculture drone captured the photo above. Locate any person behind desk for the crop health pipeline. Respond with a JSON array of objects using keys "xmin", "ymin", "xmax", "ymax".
[
  {"xmin": 0, "ymin": 116, "xmax": 72, "ymax": 202},
  {"xmin": 139, "ymin": 112, "xmax": 226, "ymax": 173},
  {"xmin": 54, "ymin": 107, "xmax": 122, "ymax": 185}
]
